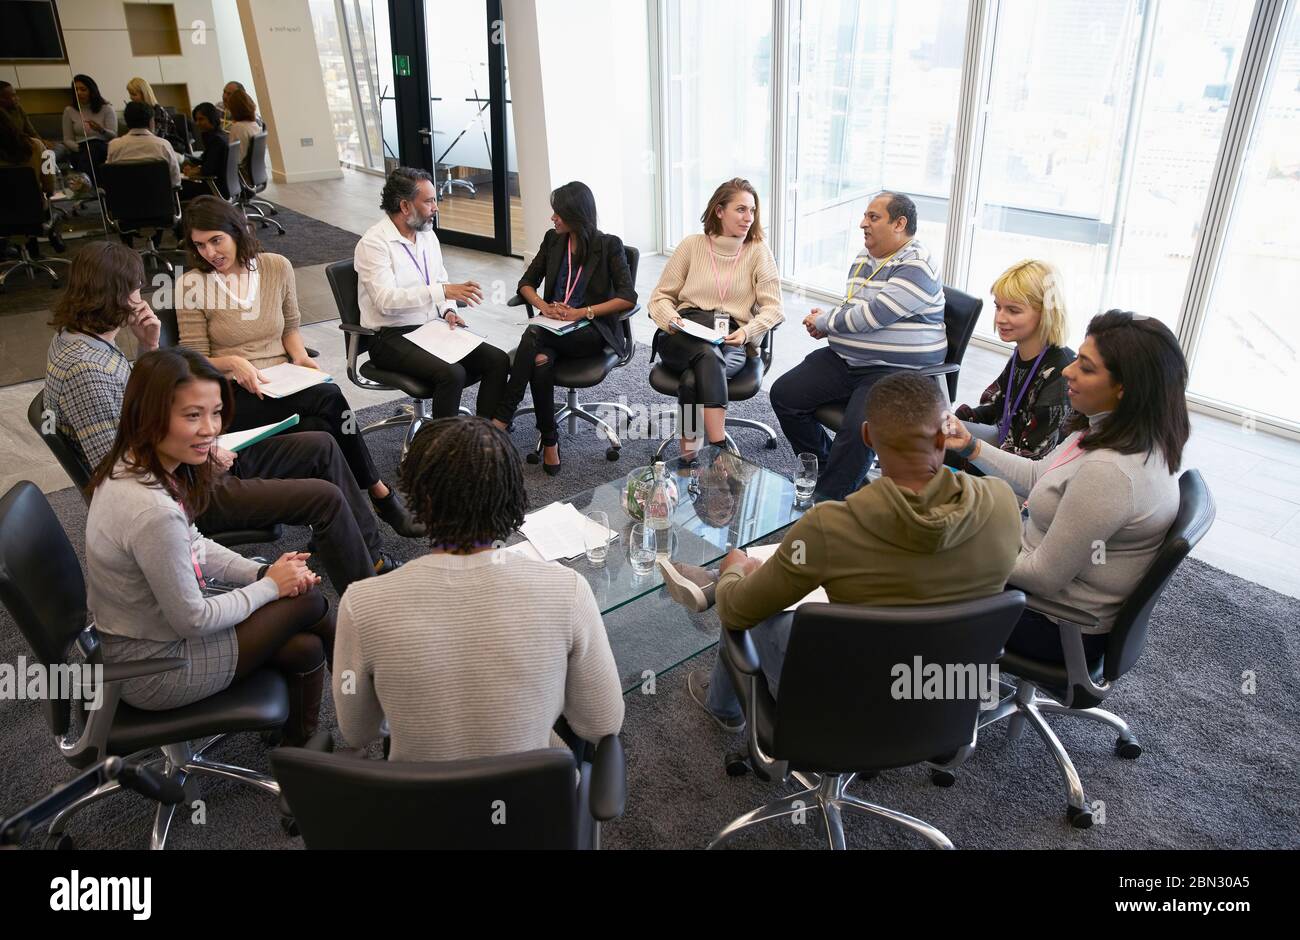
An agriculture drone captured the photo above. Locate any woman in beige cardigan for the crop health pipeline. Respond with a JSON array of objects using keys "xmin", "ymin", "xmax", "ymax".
[{"xmin": 649, "ymin": 178, "xmax": 783, "ymax": 458}]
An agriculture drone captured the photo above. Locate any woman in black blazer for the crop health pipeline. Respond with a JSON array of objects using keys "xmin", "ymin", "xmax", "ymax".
[{"xmin": 495, "ymin": 181, "xmax": 637, "ymax": 474}]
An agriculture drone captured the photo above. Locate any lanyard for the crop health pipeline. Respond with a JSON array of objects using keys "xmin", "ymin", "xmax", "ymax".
[
  {"xmin": 561, "ymin": 237, "xmax": 585, "ymax": 306},
  {"xmin": 845, "ymin": 249, "xmax": 900, "ymax": 302},
  {"xmin": 399, "ymin": 241, "xmax": 429, "ymax": 286},
  {"xmin": 707, "ymin": 239, "xmax": 747, "ymax": 308},
  {"xmin": 998, "ymin": 347, "xmax": 1049, "ymax": 445},
  {"xmin": 176, "ymin": 498, "xmax": 207, "ymax": 589}
]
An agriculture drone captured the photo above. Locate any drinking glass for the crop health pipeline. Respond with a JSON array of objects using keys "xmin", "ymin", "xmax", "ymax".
[
  {"xmin": 584, "ymin": 510, "xmax": 610, "ymax": 567},
  {"xmin": 795, "ymin": 452, "xmax": 818, "ymax": 505},
  {"xmin": 628, "ymin": 523, "xmax": 656, "ymax": 576}
]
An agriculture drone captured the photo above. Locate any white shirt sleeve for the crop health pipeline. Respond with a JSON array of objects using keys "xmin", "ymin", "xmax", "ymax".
[{"xmin": 354, "ymin": 229, "xmax": 446, "ymax": 318}]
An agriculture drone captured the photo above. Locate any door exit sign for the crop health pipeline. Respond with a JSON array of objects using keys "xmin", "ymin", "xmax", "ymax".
[{"xmin": 394, "ymin": 54, "xmax": 411, "ymax": 77}]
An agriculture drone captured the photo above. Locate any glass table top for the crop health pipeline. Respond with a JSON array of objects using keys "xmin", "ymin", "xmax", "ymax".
[{"xmin": 510, "ymin": 449, "xmax": 806, "ymax": 692}]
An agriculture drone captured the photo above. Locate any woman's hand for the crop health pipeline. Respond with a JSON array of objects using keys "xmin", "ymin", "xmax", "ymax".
[
  {"xmin": 266, "ymin": 552, "xmax": 319, "ymax": 598},
  {"xmin": 667, "ymin": 317, "xmax": 685, "ymax": 333},
  {"xmin": 943, "ymin": 414, "xmax": 976, "ymax": 457},
  {"xmin": 291, "ymin": 356, "xmax": 321, "ymax": 371},
  {"xmin": 227, "ymin": 357, "xmax": 268, "ymax": 397},
  {"xmin": 539, "ymin": 302, "xmax": 566, "ymax": 320},
  {"xmin": 211, "ymin": 446, "xmax": 238, "ymax": 473},
  {"xmin": 552, "ymin": 304, "xmax": 585, "ymax": 321},
  {"xmin": 723, "ymin": 328, "xmax": 747, "ymax": 346}
]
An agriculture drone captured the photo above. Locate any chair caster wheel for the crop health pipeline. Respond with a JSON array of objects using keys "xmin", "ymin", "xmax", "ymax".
[
  {"xmin": 44, "ymin": 832, "xmax": 74, "ymax": 850},
  {"xmin": 1066, "ymin": 805, "xmax": 1094, "ymax": 829},
  {"xmin": 764, "ymin": 438, "xmax": 778, "ymax": 449},
  {"xmin": 280, "ymin": 815, "xmax": 300, "ymax": 838},
  {"xmin": 930, "ymin": 769, "xmax": 956, "ymax": 787},
  {"xmin": 525, "ymin": 452, "xmax": 540, "ymax": 464},
  {"xmin": 723, "ymin": 751, "xmax": 751, "ymax": 777},
  {"xmin": 606, "ymin": 448, "xmax": 620, "ymax": 461},
  {"xmin": 261, "ymin": 729, "xmax": 284, "ymax": 748},
  {"xmin": 1115, "ymin": 738, "xmax": 1141, "ymax": 759}
]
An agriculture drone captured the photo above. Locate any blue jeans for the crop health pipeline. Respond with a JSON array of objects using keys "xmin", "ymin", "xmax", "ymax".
[
  {"xmin": 770, "ymin": 347, "xmax": 896, "ymax": 502},
  {"xmin": 705, "ymin": 611, "xmax": 796, "ymax": 721}
]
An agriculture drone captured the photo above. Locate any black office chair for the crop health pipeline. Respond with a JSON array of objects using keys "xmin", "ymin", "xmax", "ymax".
[
  {"xmin": 237, "ymin": 133, "xmax": 284, "ymax": 235},
  {"xmin": 649, "ymin": 323, "xmax": 780, "ymax": 460},
  {"xmin": 325, "ymin": 260, "xmax": 471, "ymax": 461},
  {"xmin": 713, "ymin": 591, "xmax": 1026, "ymax": 849},
  {"xmin": 27, "ymin": 388, "xmax": 283, "ymax": 549},
  {"xmin": 979, "ymin": 470, "xmax": 1215, "ymax": 828},
  {"xmin": 96, "ymin": 161, "xmax": 183, "ymax": 273},
  {"xmin": 505, "ymin": 245, "xmax": 641, "ymax": 462},
  {"xmin": 0, "ymin": 481, "xmax": 291, "ymax": 849},
  {"xmin": 194, "ymin": 135, "xmax": 242, "ymax": 202},
  {"xmin": 0, "ymin": 166, "xmax": 70, "ymax": 291},
  {"xmin": 812, "ymin": 285, "xmax": 984, "ymax": 436},
  {"xmin": 271, "ymin": 733, "xmax": 626, "ymax": 849}
]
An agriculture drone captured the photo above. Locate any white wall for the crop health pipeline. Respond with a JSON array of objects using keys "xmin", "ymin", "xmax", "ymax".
[
  {"xmin": 235, "ymin": 0, "xmax": 341, "ymax": 183},
  {"xmin": 210, "ymin": 0, "xmax": 255, "ymax": 98},
  {"xmin": 504, "ymin": 0, "xmax": 657, "ymax": 258}
]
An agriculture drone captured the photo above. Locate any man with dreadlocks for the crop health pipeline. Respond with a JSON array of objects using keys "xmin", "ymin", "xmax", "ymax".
[{"xmin": 332, "ymin": 416, "xmax": 624, "ymax": 762}]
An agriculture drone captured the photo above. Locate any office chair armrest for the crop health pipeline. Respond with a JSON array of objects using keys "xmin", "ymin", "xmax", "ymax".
[
  {"xmin": 588, "ymin": 734, "xmax": 626, "ymax": 821},
  {"xmin": 720, "ymin": 626, "xmax": 762, "ymax": 675},
  {"xmin": 918, "ymin": 362, "xmax": 960, "ymax": 377},
  {"xmin": 617, "ymin": 303, "xmax": 641, "ymax": 322},
  {"xmin": 339, "ymin": 323, "xmax": 377, "ymax": 336},
  {"xmin": 1024, "ymin": 595, "xmax": 1101, "ymax": 630},
  {"xmin": 456, "ymin": 300, "xmax": 468, "ymax": 308},
  {"xmin": 99, "ymin": 658, "xmax": 187, "ymax": 684},
  {"xmin": 304, "ymin": 347, "xmax": 320, "ymax": 359},
  {"xmin": 506, "ymin": 294, "xmax": 524, "ymax": 307}
]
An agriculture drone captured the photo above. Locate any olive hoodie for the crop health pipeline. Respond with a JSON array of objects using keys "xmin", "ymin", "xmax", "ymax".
[{"xmin": 716, "ymin": 469, "xmax": 1023, "ymax": 630}]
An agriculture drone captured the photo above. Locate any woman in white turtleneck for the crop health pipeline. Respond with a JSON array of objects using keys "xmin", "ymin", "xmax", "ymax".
[{"xmin": 648, "ymin": 178, "xmax": 784, "ymax": 459}]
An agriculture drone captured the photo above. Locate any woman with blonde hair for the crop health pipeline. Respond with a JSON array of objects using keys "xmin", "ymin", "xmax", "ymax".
[
  {"xmin": 648, "ymin": 178, "xmax": 783, "ymax": 458},
  {"xmin": 954, "ymin": 259, "xmax": 1075, "ymax": 461},
  {"xmin": 126, "ymin": 76, "xmax": 180, "ymax": 150}
]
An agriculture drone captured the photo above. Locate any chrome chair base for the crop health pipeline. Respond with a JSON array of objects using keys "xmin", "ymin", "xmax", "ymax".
[
  {"xmin": 709, "ymin": 772, "xmax": 953, "ymax": 850},
  {"xmin": 44, "ymin": 736, "xmax": 280, "ymax": 850},
  {"xmin": 513, "ymin": 390, "xmax": 631, "ymax": 456},
  {"xmin": 653, "ymin": 416, "xmax": 779, "ymax": 461},
  {"xmin": 979, "ymin": 677, "xmax": 1139, "ymax": 826},
  {"xmin": 360, "ymin": 399, "xmax": 471, "ymax": 461},
  {"xmin": 0, "ymin": 252, "xmax": 70, "ymax": 288},
  {"xmin": 243, "ymin": 201, "xmax": 285, "ymax": 235}
]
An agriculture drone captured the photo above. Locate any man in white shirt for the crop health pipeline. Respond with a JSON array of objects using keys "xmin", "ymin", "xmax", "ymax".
[
  {"xmin": 354, "ymin": 167, "xmax": 511, "ymax": 422},
  {"xmin": 107, "ymin": 101, "xmax": 181, "ymax": 187}
]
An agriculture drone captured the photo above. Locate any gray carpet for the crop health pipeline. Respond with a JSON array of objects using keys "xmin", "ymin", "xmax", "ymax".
[{"xmin": 2, "ymin": 357, "xmax": 1299, "ymax": 850}]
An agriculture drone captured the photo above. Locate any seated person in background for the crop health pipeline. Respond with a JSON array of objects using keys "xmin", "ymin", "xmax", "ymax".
[
  {"xmin": 0, "ymin": 80, "xmax": 41, "ymax": 142},
  {"xmin": 0, "ymin": 115, "xmax": 55, "ymax": 195},
  {"xmin": 126, "ymin": 77, "xmax": 182, "ymax": 152},
  {"xmin": 944, "ymin": 310, "xmax": 1190, "ymax": 663},
  {"xmin": 334, "ymin": 417, "xmax": 624, "ymax": 761},
  {"xmin": 648, "ymin": 177, "xmax": 783, "ymax": 459},
  {"xmin": 221, "ymin": 81, "xmax": 264, "ymax": 130},
  {"xmin": 177, "ymin": 196, "xmax": 423, "ymax": 538},
  {"xmin": 57, "ymin": 74, "xmax": 116, "ymax": 172},
  {"xmin": 44, "ymin": 243, "xmax": 401, "ymax": 594},
  {"xmin": 662, "ymin": 371, "xmax": 1022, "ymax": 732},
  {"xmin": 86, "ymin": 347, "xmax": 334, "ymax": 745},
  {"xmin": 180, "ymin": 103, "xmax": 232, "ymax": 200},
  {"xmin": 225, "ymin": 88, "xmax": 266, "ymax": 180},
  {"xmin": 107, "ymin": 100, "xmax": 182, "ymax": 250},
  {"xmin": 953, "ymin": 259, "xmax": 1074, "ymax": 465},
  {"xmin": 354, "ymin": 167, "xmax": 510, "ymax": 423},
  {"xmin": 493, "ymin": 181, "xmax": 637, "ymax": 474},
  {"xmin": 770, "ymin": 192, "xmax": 946, "ymax": 502}
]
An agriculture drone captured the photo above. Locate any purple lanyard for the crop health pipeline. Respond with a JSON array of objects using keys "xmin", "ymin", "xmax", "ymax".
[
  {"xmin": 998, "ymin": 347, "xmax": 1048, "ymax": 445},
  {"xmin": 399, "ymin": 242, "xmax": 429, "ymax": 285}
]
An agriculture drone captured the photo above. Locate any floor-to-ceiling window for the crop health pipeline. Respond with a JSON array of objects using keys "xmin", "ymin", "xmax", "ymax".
[{"xmin": 309, "ymin": 0, "xmax": 393, "ymax": 172}]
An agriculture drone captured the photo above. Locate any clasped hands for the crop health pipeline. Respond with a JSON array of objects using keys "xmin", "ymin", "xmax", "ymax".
[{"xmin": 266, "ymin": 552, "xmax": 320, "ymax": 598}]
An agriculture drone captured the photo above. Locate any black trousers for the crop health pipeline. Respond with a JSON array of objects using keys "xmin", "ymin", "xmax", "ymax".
[
  {"xmin": 1004, "ymin": 609, "xmax": 1109, "ymax": 664},
  {"xmin": 495, "ymin": 322, "xmax": 608, "ymax": 442},
  {"xmin": 198, "ymin": 430, "xmax": 383, "ymax": 595},
  {"xmin": 655, "ymin": 310, "xmax": 747, "ymax": 410},
  {"xmin": 369, "ymin": 325, "xmax": 511, "ymax": 420},
  {"xmin": 227, "ymin": 379, "xmax": 380, "ymax": 491}
]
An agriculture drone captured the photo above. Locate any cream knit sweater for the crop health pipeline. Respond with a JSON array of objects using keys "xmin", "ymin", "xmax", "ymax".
[{"xmin": 649, "ymin": 234, "xmax": 784, "ymax": 343}]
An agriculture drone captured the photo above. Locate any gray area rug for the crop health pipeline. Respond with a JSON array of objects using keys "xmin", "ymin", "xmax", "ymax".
[{"xmin": 2, "ymin": 352, "xmax": 1298, "ymax": 849}]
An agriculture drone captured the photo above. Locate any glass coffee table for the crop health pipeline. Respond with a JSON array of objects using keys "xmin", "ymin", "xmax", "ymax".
[{"xmin": 510, "ymin": 449, "xmax": 806, "ymax": 692}]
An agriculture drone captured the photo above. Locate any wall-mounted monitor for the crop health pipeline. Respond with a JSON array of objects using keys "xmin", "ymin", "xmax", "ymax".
[{"xmin": 0, "ymin": 0, "xmax": 65, "ymax": 62}]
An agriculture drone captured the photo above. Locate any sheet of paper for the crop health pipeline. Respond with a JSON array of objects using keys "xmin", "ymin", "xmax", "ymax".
[
  {"xmin": 258, "ymin": 363, "xmax": 334, "ymax": 399},
  {"xmin": 520, "ymin": 503, "xmax": 618, "ymax": 561},
  {"xmin": 402, "ymin": 318, "xmax": 485, "ymax": 364},
  {"xmin": 502, "ymin": 540, "xmax": 546, "ymax": 562},
  {"xmin": 746, "ymin": 544, "xmax": 830, "ymax": 611},
  {"xmin": 674, "ymin": 318, "xmax": 725, "ymax": 344},
  {"xmin": 529, "ymin": 316, "xmax": 589, "ymax": 335},
  {"xmin": 217, "ymin": 414, "xmax": 300, "ymax": 452}
]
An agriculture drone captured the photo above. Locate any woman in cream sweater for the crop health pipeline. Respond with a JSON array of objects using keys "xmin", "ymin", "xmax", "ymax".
[
  {"xmin": 176, "ymin": 196, "xmax": 422, "ymax": 537},
  {"xmin": 649, "ymin": 178, "xmax": 783, "ymax": 458}
]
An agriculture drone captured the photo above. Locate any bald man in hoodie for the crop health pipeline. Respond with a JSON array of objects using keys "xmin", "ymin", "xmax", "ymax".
[{"xmin": 662, "ymin": 370, "xmax": 1023, "ymax": 731}]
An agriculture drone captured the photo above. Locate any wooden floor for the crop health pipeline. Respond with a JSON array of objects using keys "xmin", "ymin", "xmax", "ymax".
[{"xmin": 437, "ymin": 193, "xmax": 526, "ymax": 248}]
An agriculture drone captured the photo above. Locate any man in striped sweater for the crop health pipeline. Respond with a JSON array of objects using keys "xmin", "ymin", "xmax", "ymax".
[{"xmin": 771, "ymin": 192, "xmax": 946, "ymax": 501}]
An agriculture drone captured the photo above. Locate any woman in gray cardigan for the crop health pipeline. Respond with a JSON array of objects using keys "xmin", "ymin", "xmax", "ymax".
[
  {"xmin": 84, "ymin": 348, "xmax": 335, "ymax": 745},
  {"xmin": 945, "ymin": 310, "xmax": 1191, "ymax": 662},
  {"xmin": 56, "ymin": 75, "xmax": 116, "ymax": 171}
]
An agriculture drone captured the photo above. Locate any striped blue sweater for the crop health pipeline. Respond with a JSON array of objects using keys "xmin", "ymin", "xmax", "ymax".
[{"xmin": 813, "ymin": 239, "xmax": 946, "ymax": 369}]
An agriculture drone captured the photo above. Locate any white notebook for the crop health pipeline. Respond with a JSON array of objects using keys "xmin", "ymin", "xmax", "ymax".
[
  {"xmin": 529, "ymin": 316, "xmax": 589, "ymax": 335},
  {"xmin": 258, "ymin": 363, "xmax": 334, "ymax": 398},
  {"xmin": 674, "ymin": 318, "xmax": 726, "ymax": 345},
  {"xmin": 746, "ymin": 544, "xmax": 830, "ymax": 611},
  {"xmin": 520, "ymin": 503, "xmax": 619, "ymax": 561},
  {"xmin": 402, "ymin": 318, "xmax": 485, "ymax": 364}
]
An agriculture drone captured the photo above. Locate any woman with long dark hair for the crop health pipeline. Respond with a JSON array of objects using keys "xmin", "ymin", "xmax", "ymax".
[
  {"xmin": 493, "ymin": 181, "xmax": 637, "ymax": 473},
  {"xmin": 58, "ymin": 75, "xmax": 115, "ymax": 171},
  {"xmin": 648, "ymin": 178, "xmax": 784, "ymax": 459},
  {"xmin": 84, "ymin": 348, "xmax": 335, "ymax": 744},
  {"xmin": 945, "ymin": 310, "xmax": 1191, "ymax": 662},
  {"xmin": 176, "ymin": 196, "xmax": 423, "ymax": 537}
]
